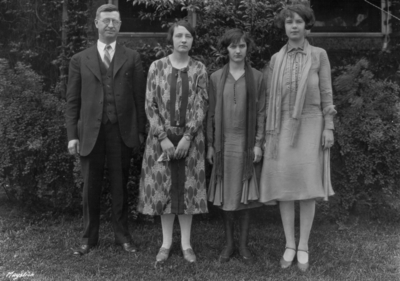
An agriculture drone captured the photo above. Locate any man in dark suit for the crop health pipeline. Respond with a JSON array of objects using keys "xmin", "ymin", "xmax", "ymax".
[{"xmin": 65, "ymin": 4, "xmax": 146, "ymax": 255}]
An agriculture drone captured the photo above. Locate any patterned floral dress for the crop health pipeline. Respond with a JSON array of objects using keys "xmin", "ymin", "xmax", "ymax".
[{"xmin": 138, "ymin": 56, "xmax": 209, "ymax": 216}]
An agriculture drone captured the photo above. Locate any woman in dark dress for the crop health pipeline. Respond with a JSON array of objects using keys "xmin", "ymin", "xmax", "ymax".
[
  {"xmin": 207, "ymin": 29, "xmax": 266, "ymax": 262},
  {"xmin": 138, "ymin": 21, "xmax": 209, "ymax": 263}
]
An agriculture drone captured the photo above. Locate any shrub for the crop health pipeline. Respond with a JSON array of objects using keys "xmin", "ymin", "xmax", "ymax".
[
  {"xmin": 0, "ymin": 0, "xmax": 91, "ymax": 91},
  {"xmin": 131, "ymin": 0, "xmax": 285, "ymax": 73},
  {"xmin": 330, "ymin": 58, "xmax": 400, "ymax": 219},
  {"xmin": 0, "ymin": 59, "xmax": 80, "ymax": 212}
]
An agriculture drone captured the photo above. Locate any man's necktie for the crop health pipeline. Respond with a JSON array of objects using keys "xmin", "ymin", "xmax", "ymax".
[{"xmin": 104, "ymin": 45, "xmax": 111, "ymax": 69}]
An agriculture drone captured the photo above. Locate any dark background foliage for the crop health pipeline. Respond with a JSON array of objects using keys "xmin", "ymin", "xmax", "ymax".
[{"xmin": 1, "ymin": 0, "xmax": 400, "ymax": 221}]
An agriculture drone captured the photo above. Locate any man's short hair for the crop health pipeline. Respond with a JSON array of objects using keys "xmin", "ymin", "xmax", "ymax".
[{"xmin": 96, "ymin": 4, "xmax": 120, "ymax": 19}]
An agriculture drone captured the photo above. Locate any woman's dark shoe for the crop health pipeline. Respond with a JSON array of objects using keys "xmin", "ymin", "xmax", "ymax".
[
  {"xmin": 238, "ymin": 246, "xmax": 253, "ymax": 261},
  {"xmin": 219, "ymin": 245, "xmax": 235, "ymax": 263},
  {"xmin": 280, "ymin": 246, "xmax": 296, "ymax": 269},
  {"xmin": 297, "ymin": 249, "xmax": 309, "ymax": 272}
]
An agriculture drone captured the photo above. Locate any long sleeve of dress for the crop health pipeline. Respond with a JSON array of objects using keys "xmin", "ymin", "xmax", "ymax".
[
  {"xmin": 145, "ymin": 62, "xmax": 167, "ymax": 140},
  {"xmin": 206, "ymin": 74, "xmax": 216, "ymax": 147},
  {"xmin": 184, "ymin": 65, "xmax": 209, "ymax": 138},
  {"xmin": 255, "ymin": 76, "xmax": 266, "ymax": 148},
  {"xmin": 319, "ymin": 50, "xmax": 336, "ymax": 130}
]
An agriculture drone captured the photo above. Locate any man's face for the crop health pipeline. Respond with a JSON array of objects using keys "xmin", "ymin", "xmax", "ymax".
[{"xmin": 95, "ymin": 11, "xmax": 121, "ymax": 44}]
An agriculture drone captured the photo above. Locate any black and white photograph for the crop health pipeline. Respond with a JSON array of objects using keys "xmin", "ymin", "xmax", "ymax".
[{"xmin": 0, "ymin": 0, "xmax": 399, "ymax": 280}]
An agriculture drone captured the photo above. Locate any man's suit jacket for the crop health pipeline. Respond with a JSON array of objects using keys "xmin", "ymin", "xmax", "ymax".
[{"xmin": 65, "ymin": 44, "xmax": 146, "ymax": 157}]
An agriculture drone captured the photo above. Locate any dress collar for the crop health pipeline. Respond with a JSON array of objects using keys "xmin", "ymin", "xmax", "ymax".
[{"xmin": 287, "ymin": 42, "xmax": 306, "ymax": 55}]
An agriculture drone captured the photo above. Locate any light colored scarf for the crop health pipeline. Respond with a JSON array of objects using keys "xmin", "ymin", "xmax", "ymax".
[{"xmin": 265, "ymin": 40, "xmax": 313, "ymax": 159}]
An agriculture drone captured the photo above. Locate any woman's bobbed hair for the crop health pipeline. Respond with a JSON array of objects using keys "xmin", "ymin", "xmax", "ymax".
[
  {"xmin": 218, "ymin": 28, "xmax": 254, "ymax": 56},
  {"xmin": 166, "ymin": 20, "xmax": 196, "ymax": 46},
  {"xmin": 275, "ymin": 0, "xmax": 316, "ymax": 30}
]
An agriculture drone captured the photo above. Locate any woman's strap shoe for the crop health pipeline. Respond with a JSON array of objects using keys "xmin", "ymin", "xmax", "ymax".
[
  {"xmin": 280, "ymin": 246, "xmax": 296, "ymax": 269},
  {"xmin": 156, "ymin": 247, "xmax": 171, "ymax": 262},
  {"xmin": 297, "ymin": 249, "xmax": 309, "ymax": 272},
  {"xmin": 182, "ymin": 248, "xmax": 196, "ymax": 263}
]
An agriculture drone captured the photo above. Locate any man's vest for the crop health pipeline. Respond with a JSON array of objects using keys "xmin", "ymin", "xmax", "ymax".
[{"xmin": 98, "ymin": 52, "xmax": 117, "ymax": 124}]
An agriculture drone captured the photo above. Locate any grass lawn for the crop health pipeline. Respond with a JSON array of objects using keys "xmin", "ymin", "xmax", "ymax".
[{"xmin": 0, "ymin": 195, "xmax": 399, "ymax": 281}]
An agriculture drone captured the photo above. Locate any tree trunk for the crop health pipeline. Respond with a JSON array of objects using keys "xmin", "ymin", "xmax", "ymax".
[{"xmin": 60, "ymin": 0, "xmax": 68, "ymax": 99}]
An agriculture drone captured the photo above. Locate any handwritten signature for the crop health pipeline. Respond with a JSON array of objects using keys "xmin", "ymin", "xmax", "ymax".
[{"xmin": 6, "ymin": 271, "xmax": 34, "ymax": 280}]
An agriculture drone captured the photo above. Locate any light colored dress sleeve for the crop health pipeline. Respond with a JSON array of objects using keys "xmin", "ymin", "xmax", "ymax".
[{"xmin": 318, "ymin": 50, "xmax": 336, "ymax": 130}]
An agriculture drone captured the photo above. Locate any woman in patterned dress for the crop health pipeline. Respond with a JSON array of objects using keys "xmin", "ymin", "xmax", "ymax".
[
  {"xmin": 207, "ymin": 29, "xmax": 266, "ymax": 262},
  {"xmin": 259, "ymin": 1, "xmax": 336, "ymax": 271},
  {"xmin": 138, "ymin": 21, "xmax": 208, "ymax": 263}
]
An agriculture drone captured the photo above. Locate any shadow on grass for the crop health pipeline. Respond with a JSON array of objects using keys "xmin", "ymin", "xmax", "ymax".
[{"xmin": 0, "ymin": 197, "xmax": 399, "ymax": 281}]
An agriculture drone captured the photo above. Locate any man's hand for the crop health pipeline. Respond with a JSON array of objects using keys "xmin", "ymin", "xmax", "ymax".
[
  {"xmin": 160, "ymin": 138, "xmax": 175, "ymax": 159},
  {"xmin": 207, "ymin": 146, "xmax": 215, "ymax": 165},
  {"xmin": 68, "ymin": 139, "xmax": 80, "ymax": 155},
  {"xmin": 322, "ymin": 129, "xmax": 334, "ymax": 150},
  {"xmin": 174, "ymin": 137, "xmax": 190, "ymax": 159},
  {"xmin": 253, "ymin": 146, "xmax": 262, "ymax": 163}
]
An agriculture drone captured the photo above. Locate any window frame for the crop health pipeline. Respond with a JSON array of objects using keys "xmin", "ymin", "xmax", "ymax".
[
  {"xmin": 109, "ymin": 0, "xmax": 391, "ymax": 38},
  {"xmin": 309, "ymin": 0, "xmax": 391, "ymax": 38}
]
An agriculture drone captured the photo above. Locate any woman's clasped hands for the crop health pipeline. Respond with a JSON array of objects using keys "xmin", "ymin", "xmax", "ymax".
[{"xmin": 160, "ymin": 137, "xmax": 191, "ymax": 160}]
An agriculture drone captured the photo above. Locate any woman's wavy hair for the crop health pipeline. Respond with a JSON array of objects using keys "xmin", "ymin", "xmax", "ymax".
[
  {"xmin": 218, "ymin": 28, "xmax": 254, "ymax": 57},
  {"xmin": 275, "ymin": 0, "xmax": 316, "ymax": 30},
  {"xmin": 166, "ymin": 20, "xmax": 196, "ymax": 46}
]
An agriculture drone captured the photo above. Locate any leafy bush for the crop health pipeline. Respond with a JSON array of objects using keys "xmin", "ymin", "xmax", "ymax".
[
  {"xmin": 131, "ymin": 0, "xmax": 285, "ymax": 73},
  {"xmin": 0, "ymin": 59, "xmax": 148, "ymax": 220},
  {"xmin": 0, "ymin": 59, "xmax": 80, "ymax": 212},
  {"xmin": 0, "ymin": 0, "xmax": 91, "ymax": 93},
  {"xmin": 329, "ymin": 58, "xmax": 400, "ymax": 219}
]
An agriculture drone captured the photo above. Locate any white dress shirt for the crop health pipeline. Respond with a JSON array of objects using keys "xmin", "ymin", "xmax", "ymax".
[{"xmin": 97, "ymin": 40, "xmax": 116, "ymax": 63}]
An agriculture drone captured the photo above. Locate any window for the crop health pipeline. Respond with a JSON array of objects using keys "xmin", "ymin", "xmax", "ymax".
[
  {"xmin": 311, "ymin": 0, "xmax": 385, "ymax": 33},
  {"xmin": 117, "ymin": 1, "xmax": 187, "ymax": 33}
]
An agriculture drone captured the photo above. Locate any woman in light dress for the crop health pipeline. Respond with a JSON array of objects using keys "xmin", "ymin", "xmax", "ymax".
[{"xmin": 259, "ymin": 1, "xmax": 336, "ymax": 271}]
